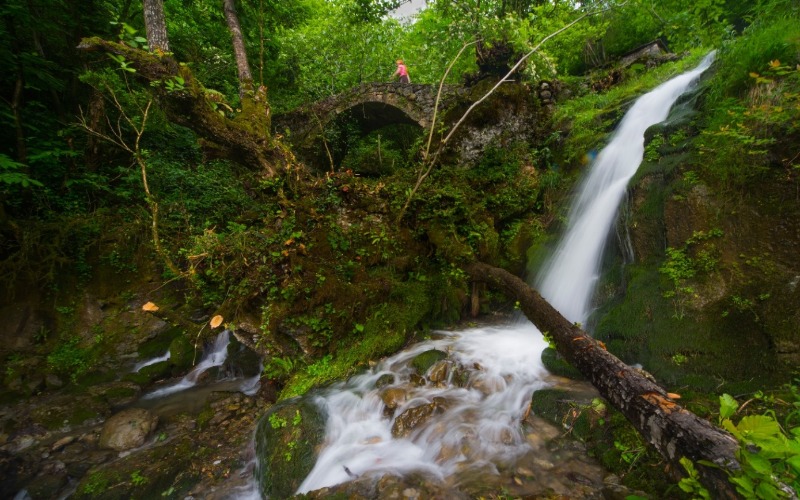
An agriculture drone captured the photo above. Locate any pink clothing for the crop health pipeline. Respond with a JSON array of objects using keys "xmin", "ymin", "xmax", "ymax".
[{"xmin": 395, "ymin": 64, "xmax": 408, "ymax": 77}]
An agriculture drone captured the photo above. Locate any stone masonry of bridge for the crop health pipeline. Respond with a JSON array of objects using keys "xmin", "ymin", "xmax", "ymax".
[{"xmin": 273, "ymin": 82, "xmax": 466, "ymax": 147}]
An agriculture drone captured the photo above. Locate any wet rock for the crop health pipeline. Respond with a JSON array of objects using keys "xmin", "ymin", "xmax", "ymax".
[
  {"xmin": 89, "ymin": 380, "xmax": 142, "ymax": 406},
  {"xmin": 50, "ymin": 435, "xmax": 76, "ymax": 452},
  {"xmin": 391, "ymin": 399, "xmax": 446, "ymax": 438},
  {"xmin": 470, "ymin": 373, "xmax": 506, "ymax": 395},
  {"xmin": 541, "ymin": 347, "xmax": 584, "ymax": 380},
  {"xmin": 45, "ymin": 374, "xmax": 63, "ymax": 389},
  {"xmin": 0, "ymin": 450, "xmax": 39, "ymax": 498},
  {"xmin": 223, "ymin": 336, "xmax": 262, "ymax": 377},
  {"xmin": 255, "ymin": 398, "xmax": 326, "ymax": 499},
  {"xmin": 381, "ymin": 387, "xmax": 407, "ymax": 410},
  {"xmin": 410, "ymin": 349, "xmax": 447, "ymax": 375},
  {"xmin": 25, "ymin": 461, "xmax": 68, "ymax": 499},
  {"xmin": 98, "ymin": 408, "xmax": 158, "ymax": 451},
  {"xmin": 602, "ymin": 474, "xmax": 650, "ymax": 500},
  {"xmin": 409, "ymin": 373, "xmax": 426, "ymax": 387},
  {"xmin": 375, "ymin": 373, "xmax": 395, "ymax": 388},
  {"xmin": 73, "ymin": 435, "xmax": 196, "ymax": 500},
  {"xmin": 428, "ymin": 360, "xmax": 450, "ymax": 384},
  {"xmin": 167, "ymin": 334, "xmax": 195, "ymax": 372},
  {"xmin": 305, "ymin": 470, "xmax": 471, "ymax": 499}
]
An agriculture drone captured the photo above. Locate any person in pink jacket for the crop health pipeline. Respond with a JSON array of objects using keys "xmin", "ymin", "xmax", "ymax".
[{"xmin": 393, "ymin": 59, "xmax": 410, "ymax": 84}]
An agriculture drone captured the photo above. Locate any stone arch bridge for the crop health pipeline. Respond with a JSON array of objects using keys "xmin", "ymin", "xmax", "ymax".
[{"xmin": 273, "ymin": 82, "xmax": 466, "ymax": 149}]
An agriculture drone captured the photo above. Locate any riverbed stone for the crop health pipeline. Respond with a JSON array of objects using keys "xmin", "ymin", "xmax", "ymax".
[
  {"xmin": 98, "ymin": 408, "xmax": 158, "ymax": 451},
  {"xmin": 428, "ymin": 360, "xmax": 450, "ymax": 383},
  {"xmin": 375, "ymin": 373, "xmax": 395, "ymax": 388},
  {"xmin": 380, "ymin": 387, "xmax": 407, "ymax": 409},
  {"xmin": 410, "ymin": 349, "xmax": 447, "ymax": 376},
  {"xmin": 391, "ymin": 398, "xmax": 446, "ymax": 438}
]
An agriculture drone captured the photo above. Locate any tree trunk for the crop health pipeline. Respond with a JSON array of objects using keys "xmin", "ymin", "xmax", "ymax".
[
  {"xmin": 464, "ymin": 261, "xmax": 742, "ymax": 499},
  {"xmin": 77, "ymin": 37, "xmax": 287, "ymax": 176},
  {"xmin": 142, "ymin": 0, "xmax": 170, "ymax": 53},
  {"xmin": 222, "ymin": 0, "xmax": 253, "ymax": 94}
]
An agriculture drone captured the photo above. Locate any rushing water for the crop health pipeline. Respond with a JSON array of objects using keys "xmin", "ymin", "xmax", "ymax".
[
  {"xmin": 257, "ymin": 53, "xmax": 717, "ymax": 496},
  {"xmin": 133, "ymin": 329, "xmax": 261, "ymax": 418},
  {"xmin": 133, "ymin": 349, "xmax": 171, "ymax": 372},
  {"xmin": 143, "ymin": 330, "xmax": 232, "ymax": 399},
  {"xmin": 537, "ymin": 52, "xmax": 716, "ymax": 323}
]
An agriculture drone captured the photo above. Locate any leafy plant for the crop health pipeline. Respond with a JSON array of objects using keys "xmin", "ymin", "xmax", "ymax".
[
  {"xmin": 130, "ymin": 470, "xmax": 148, "ymax": 486},
  {"xmin": 269, "ymin": 413, "xmax": 288, "ymax": 429},
  {"xmin": 47, "ymin": 338, "xmax": 91, "ymax": 382},
  {"xmin": 682, "ymin": 389, "xmax": 800, "ymax": 498}
]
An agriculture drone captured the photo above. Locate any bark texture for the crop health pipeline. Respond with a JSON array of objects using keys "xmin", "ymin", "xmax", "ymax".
[
  {"xmin": 142, "ymin": 0, "xmax": 170, "ymax": 52},
  {"xmin": 223, "ymin": 0, "xmax": 253, "ymax": 92},
  {"xmin": 465, "ymin": 261, "xmax": 742, "ymax": 498},
  {"xmin": 77, "ymin": 37, "xmax": 288, "ymax": 176}
]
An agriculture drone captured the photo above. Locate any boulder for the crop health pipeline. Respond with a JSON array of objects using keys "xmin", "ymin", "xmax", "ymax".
[{"xmin": 98, "ymin": 408, "xmax": 158, "ymax": 451}]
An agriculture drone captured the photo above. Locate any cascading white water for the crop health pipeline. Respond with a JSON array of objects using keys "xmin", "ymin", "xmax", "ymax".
[
  {"xmin": 537, "ymin": 52, "xmax": 715, "ymax": 323},
  {"xmin": 288, "ymin": 53, "xmax": 715, "ymax": 496},
  {"xmin": 133, "ymin": 349, "xmax": 171, "ymax": 372},
  {"xmin": 143, "ymin": 330, "xmax": 231, "ymax": 399}
]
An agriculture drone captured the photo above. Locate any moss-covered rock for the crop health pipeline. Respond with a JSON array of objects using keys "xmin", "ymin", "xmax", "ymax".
[
  {"xmin": 72, "ymin": 435, "xmax": 198, "ymax": 499},
  {"xmin": 254, "ymin": 398, "xmax": 326, "ymax": 499},
  {"xmin": 409, "ymin": 349, "xmax": 447, "ymax": 376},
  {"xmin": 167, "ymin": 334, "xmax": 195, "ymax": 372},
  {"xmin": 541, "ymin": 347, "xmax": 584, "ymax": 380}
]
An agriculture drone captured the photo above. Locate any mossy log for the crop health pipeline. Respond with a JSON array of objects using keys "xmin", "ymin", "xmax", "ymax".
[
  {"xmin": 77, "ymin": 37, "xmax": 290, "ymax": 177},
  {"xmin": 465, "ymin": 261, "xmax": 742, "ymax": 499}
]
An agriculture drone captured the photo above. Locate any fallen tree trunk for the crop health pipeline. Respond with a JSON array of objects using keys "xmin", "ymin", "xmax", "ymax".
[
  {"xmin": 77, "ymin": 37, "xmax": 292, "ymax": 177},
  {"xmin": 465, "ymin": 261, "xmax": 741, "ymax": 498}
]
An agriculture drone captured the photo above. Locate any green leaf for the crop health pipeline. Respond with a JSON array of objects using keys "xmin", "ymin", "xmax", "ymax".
[
  {"xmin": 719, "ymin": 393, "xmax": 738, "ymax": 419},
  {"xmin": 743, "ymin": 450, "xmax": 772, "ymax": 475},
  {"xmin": 737, "ymin": 415, "xmax": 783, "ymax": 443},
  {"xmin": 754, "ymin": 481, "xmax": 781, "ymax": 500},
  {"xmin": 730, "ymin": 474, "xmax": 755, "ymax": 495}
]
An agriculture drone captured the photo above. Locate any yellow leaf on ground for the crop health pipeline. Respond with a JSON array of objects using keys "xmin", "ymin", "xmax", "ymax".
[
  {"xmin": 210, "ymin": 315, "xmax": 224, "ymax": 328},
  {"xmin": 142, "ymin": 301, "xmax": 159, "ymax": 312}
]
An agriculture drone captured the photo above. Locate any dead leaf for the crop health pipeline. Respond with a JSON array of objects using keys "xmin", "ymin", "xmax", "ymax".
[
  {"xmin": 142, "ymin": 301, "xmax": 159, "ymax": 312},
  {"xmin": 210, "ymin": 315, "xmax": 224, "ymax": 328}
]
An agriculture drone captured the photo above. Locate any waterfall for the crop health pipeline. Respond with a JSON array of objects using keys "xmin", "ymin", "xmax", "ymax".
[
  {"xmin": 133, "ymin": 349, "xmax": 171, "ymax": 372},
  {"xmin": 536, "ymin": 52, "xmax": 715, "ymax": 323},
  {"xmin": 142, "ymin": 330, "xmax": 231, "ymax": 399},
  {"xmin": 274, "ymin": 53, "xmax": 716, "ymax": 496}
]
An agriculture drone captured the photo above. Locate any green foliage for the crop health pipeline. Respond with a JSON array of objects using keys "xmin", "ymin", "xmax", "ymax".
[
  {"xmin": 555, "ymin": 49, "xmax": 709, "ymax": 167},
  {"xmin": 693, "ymin": 4, "xmax": 800, "ymax": 189},
  {"xmin": 682, "ymin": 386, "xmax": 800, "ymax": 498},
  {"xmin": 678, "ymin": 456, "xmax": 712, "ymax": 499},
  {"xmin": 79, "ymin": 471, "xmax": 110, "ymax": 496},
  {"xmin": 659, "ymin": 229, "xmax": 723, "ymax": 319},
  {"xmin": 130, "ymin": 470, "xmax": 148, "ymax": 486},
  {"xmin": 46, "ymin": 337, "xmax": 91, "ymax": 382},
  {"xmin": 0, "ymin": 154, "xmax": 43, "ymax": 188},
  {"xmin": 269, "ymin": 413, "xmax": 288, "ymax": 429}
]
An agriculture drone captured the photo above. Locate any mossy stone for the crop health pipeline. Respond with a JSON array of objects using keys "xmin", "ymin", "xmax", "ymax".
[
  {"xmin": 410, "ymin": 349, "xmax": 447, "ymax": 376},
  {"xmin": 530, "ymin": 388, "xmax": 574, "ymax": 427},
  {"xmin": 255, "ymin": 398, "xmax": 326, "ymax": 499},
  {"xmin": 541, "ymin": 347, "xmax": 584, "ymax": 380},
  {"xmin": 168, "ymin": 335, "xmax": 195, "ymax": 371}
]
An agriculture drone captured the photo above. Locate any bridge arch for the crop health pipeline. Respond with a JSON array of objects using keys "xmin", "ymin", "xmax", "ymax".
[{"xmin": 274, "ymin": 83, "xmax": 463, "ymax": 147}]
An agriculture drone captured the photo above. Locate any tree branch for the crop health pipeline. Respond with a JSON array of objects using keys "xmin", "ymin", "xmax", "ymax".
[{"xmin": 77, "ymin": 37, "xmax": 286, "ymax": 176}]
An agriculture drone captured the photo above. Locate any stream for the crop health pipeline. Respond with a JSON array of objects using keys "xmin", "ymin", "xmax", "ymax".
[{"xmin": 248, "ymin": 52, "xmax": 717, "ymax": 497}]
